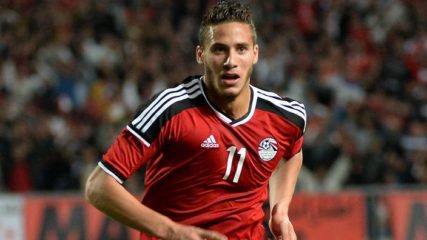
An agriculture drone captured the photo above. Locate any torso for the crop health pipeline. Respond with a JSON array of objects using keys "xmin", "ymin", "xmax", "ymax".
[{"xmin": 102, "ymin": 76, "xmax": 306, "ymax": 239}]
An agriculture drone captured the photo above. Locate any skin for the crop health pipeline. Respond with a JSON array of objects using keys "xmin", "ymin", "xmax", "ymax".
[
  {"xmin": 269, "ymin": 152, "xmax": 302, "ymax": 240},
  {"xmin": 85, "ymin": 167, "xmax": 227, "ymax": 240},
  {"xmin": 196, "ymin": 22, "xmax": 259, "ymax": 120}
]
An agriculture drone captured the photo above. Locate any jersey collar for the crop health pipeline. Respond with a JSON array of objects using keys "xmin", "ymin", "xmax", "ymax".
[{"xmin": 198, "ymin": 76, "xmax": 257, "ymax": 127}]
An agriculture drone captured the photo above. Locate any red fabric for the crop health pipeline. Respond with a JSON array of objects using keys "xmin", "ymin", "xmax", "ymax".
[{"xmin": 102, "ymin": 88, "xmax": 304, "ymax": 239}]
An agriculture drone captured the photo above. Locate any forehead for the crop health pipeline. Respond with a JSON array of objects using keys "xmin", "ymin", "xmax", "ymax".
[{"xmin": 206, "ymin": 22, "xmax": 255, "ymax": 46}]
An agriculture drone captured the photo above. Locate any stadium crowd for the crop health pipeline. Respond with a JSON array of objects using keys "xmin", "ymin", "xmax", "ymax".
[{"xmin": 0, "ymin": 0, "xmax": 426, "ymax": 193}]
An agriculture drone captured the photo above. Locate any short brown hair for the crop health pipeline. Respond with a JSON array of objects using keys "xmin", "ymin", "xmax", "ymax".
[{"xmin": 199, "ymin": 0, "xmax": 257, "ymax": 46}]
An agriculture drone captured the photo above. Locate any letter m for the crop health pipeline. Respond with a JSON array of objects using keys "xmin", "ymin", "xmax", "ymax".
[{"xmin": 39, "ymin": 205, "xmax": 86, "ymax": 240}]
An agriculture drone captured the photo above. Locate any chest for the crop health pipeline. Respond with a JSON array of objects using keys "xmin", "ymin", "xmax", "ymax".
[{"xmin": 161, "ymin": 108, "xmax": 296, "ymax": 189}]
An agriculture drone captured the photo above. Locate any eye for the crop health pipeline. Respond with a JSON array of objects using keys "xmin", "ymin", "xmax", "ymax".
[
  {"xmin": 212, "ymin": 45, "xmax": 227, "ymax": 54},
  {"xmin": 237, "ymin": 46, "xmax": 248, "ymax": 54}
]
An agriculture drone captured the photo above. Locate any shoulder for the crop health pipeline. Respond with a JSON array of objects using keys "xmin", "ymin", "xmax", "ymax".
[
  {"xmin": 146, "ymin": 75, "xmax": 203, "ymax": 109},
  {"xmin": 128, "ymin": 76, "xmax": 204, "ymax": 144},
  {"xmin": 254, "ymin": 86, "xmax": 307, "ymax": 133},
  {"xmin": 133, "ymin": 75, "xmax": 203, "ymax": 119}
]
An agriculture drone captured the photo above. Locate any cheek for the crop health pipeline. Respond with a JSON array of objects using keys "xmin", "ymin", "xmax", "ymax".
[
  {"xmin": 241, "ymin": 58, "xmax": 254, "ymax": 71},
  {"xmin": 206, "ymin": 57, "xmax": 224, "ymax": 71},
  {"xmin": 205, "ymin": 66, "xmax": 214, "ymax": 79}
]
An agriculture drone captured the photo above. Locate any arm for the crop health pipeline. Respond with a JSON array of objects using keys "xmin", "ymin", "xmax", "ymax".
[
  {"xmin": 268, "ymin": 151, "xmax": 303, "ymax": 240},
  {"xmin": 85, "ymin": 166, "xmax": 227, "ymax": 240}
]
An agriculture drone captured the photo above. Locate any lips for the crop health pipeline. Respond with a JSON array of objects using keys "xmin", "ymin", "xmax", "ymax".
[
  {"xmin": 220, "ymin": 73, "xmax": 240, "ymax": 86},
  {"xmin": 221, "ymin": 73, "xmax": 240, "ymax": 80}
]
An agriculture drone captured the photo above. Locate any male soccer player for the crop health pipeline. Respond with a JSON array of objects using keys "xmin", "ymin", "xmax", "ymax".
[{"xmin": 85, "ymin": 1, "xmax": 306, "ymax": 239}]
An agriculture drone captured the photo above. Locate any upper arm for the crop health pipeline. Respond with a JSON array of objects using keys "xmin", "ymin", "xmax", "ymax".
[
  {"xmin": 272, "ymin": 151, "xmax": 303, "ymax": 178},
  {"xmin": 268, "ymin": 152, "xmax": 303, "ymax": 209},
  {"xmin": 85, "ymin": 166, "xmax": 121, "ymax": 205}
]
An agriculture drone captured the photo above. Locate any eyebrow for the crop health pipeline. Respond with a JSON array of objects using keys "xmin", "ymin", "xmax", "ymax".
[
  {"xmin": 235, "ymin": 43, "xmax": 250, "ymax": 48},
  {"xmin": 210, "ymin": 42, "xmax": 251, "ymax": 49},
  {"xmin": 210, "ymin": 42, "xmax": 228, "ymax": 48}
]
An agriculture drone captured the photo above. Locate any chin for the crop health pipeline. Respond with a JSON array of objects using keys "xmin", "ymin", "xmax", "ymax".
[{"xmin": 220, "ymin": 88, "xmax": 241, "ymax": 99}]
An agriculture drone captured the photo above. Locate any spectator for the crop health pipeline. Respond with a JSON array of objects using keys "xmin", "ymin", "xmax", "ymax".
[{"xmin": 0, "ymin": 0, "xmax": 426, "ymax": 192}]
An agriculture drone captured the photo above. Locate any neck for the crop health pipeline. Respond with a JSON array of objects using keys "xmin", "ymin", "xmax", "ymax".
[{"xmin": 204, "ymin": 83, "xmax": 251, "ymax": 120}]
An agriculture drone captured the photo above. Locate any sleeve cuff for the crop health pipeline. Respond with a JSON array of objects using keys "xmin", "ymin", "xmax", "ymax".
[{"xmin": 98, "ymin": 161, "xmax": 126, "ymax": 184}]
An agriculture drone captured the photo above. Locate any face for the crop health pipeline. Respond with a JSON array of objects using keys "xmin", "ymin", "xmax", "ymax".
[{"xmin": 196, "ymin": 22, "xmax": 259, "ymax": 100}]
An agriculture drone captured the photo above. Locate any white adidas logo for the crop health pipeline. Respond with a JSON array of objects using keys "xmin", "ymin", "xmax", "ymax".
[{"xmin": 201, "ymin": 134, "xmax": 219, "ymax": 148}]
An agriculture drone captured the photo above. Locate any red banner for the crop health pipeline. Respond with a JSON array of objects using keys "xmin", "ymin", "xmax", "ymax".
[
  {"xmin": 289, "ymin": 191, "xmax": 366, "ymax": 240},
  {"xmin": 24, "ymin": 195, "xmax": 139, "ymax": 240},
  {"xmin": 384, "ymin": 191, "xmax": 427, "ymax": 240},
  {"xmin": 10, "ymin": 190, "xmax": 427, "ymax": 239}
]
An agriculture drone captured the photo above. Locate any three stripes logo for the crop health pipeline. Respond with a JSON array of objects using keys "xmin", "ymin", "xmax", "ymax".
[{"xmin": 201, "ymin": 135, "xmax": 219, "ymax": 148}]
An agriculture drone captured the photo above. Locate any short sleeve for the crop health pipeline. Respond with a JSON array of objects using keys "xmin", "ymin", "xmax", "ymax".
[
  {"xmin": 100, "ymin": 129, "xmax": 160, "ymax": 183},
  {"xmin": 291, "ymin": 135, "xmax": 304, "ymax": 157}
]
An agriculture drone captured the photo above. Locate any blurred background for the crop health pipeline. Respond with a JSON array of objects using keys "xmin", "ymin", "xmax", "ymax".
[{"xmin": 0, "ymin": 0, "xmax": 426, "ymax": 239}]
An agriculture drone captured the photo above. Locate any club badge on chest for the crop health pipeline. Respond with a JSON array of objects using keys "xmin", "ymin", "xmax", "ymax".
[{"xmin": 258, "ymin": 137, "xmax": 278, "ymax": 161}]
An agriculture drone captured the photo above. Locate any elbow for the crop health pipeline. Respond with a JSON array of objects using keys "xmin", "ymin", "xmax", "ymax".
[
  {"xmin": 85, "ymin": 170, "xmax": 104, "ymax": 207},
  {"xmin": 85, "ymin": 174, "xmax": 97, "ymax": 205}
]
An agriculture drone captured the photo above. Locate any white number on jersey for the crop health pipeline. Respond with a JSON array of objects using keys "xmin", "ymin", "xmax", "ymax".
[{"xmin": 223, "ymin": 146, "xmax": 247, "ymax": 183}]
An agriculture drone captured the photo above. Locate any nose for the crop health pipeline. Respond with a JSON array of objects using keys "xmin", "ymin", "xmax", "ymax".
[{"xmin": 224, "ymin": 50, "xmax": 237, "ymax": 69}]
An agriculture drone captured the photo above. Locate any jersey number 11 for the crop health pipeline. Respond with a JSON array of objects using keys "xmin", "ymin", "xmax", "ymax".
[{"xmin": 223, "ymin": 146, "xmax": 247, "ymax": 183}]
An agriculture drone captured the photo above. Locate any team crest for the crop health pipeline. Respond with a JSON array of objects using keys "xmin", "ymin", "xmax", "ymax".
[{"xmin": 258, "ymin": 137, "xmax": 278, "ymax": 161}]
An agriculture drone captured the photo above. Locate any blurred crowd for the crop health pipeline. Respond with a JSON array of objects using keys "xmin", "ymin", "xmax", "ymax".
[{"xmin": 0, "ymin": 0, "xmax": 426, "ymax": 193}]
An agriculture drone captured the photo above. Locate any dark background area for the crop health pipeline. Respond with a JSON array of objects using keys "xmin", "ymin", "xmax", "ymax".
[{"xmin": 0, "ymin": 0, "xmax": 425, "ymax": 194}]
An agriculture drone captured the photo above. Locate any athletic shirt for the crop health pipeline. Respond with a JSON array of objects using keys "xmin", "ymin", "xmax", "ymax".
[{"xmin": 100, "ymin": 75, "xmax": 306, "ymax": 240}]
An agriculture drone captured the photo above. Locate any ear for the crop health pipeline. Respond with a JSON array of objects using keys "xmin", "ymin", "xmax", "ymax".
[
  {"xmin": 253, "ymin": 44, "xmax": 259, "ymax": 64},
  {"xmin": 196, "ymin": 45, "xmax": 204, "ymax": 64}
]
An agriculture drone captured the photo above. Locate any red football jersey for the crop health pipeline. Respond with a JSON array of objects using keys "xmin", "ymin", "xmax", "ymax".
[{"xmin": 100, "ymin": 76, "xmax": 306, "ymax": 239}]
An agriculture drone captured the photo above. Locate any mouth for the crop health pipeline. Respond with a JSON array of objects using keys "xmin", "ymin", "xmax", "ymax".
[{"xmin": 220, "ymin": 73, "xmax": 240, "ymax": 85}]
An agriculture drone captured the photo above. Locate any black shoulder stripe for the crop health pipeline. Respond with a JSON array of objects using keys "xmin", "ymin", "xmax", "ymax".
[
  {"xmin": 139, "ymin": 94, "xmax": 205, "ymax": 143},
  {"xmin": 128, "ymin": 77, "xmax": 205, "ymax": 143},
  {"xmin": 133, "ymin": 78, "xmax": 200, "ymax": 121},
  {"xmin": 256, "ymin": 90, "xmax": 307, "ymax": 133},
  {"xmin": 258, "ymin": 98, "xmax": 306, "ymax": 132}
]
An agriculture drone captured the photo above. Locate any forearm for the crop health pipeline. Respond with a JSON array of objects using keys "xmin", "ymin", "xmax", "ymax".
[
  {"xmin": 269, "ymin": 152, "xmax": 303, "ymax": 215},
  {"xmin": 85, "ymin": 166, "xmax": 174, "ymax": 238}
]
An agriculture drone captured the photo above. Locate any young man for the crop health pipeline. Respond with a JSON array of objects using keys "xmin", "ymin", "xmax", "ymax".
[{"xmin": 85, "ymin": 1, "xmax": 306, "ymax": 239}]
